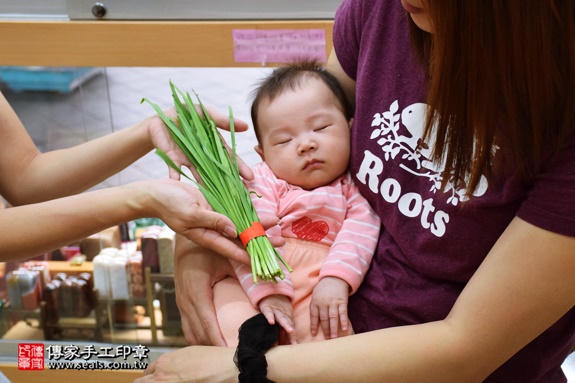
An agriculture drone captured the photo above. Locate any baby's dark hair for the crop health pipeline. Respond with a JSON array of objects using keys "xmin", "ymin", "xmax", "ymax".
[{"xmin": 250, "ymin": 58, "xmax": 352, "ymax": 145}]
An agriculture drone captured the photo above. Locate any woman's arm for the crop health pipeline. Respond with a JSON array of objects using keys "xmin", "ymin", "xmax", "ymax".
[
  {"xmin": 0, "ymin": 179, "xmax": 238, "ymax": 262},
  {"xmin": 138, "ymin": 217, "xmax": 575, "ymax": 383},
  {"xmin": 265, "ymin": 217, "xmax": 575, "ymax": 382},
  {"xmin": 0, "ymin": 91, "xmax": 165, "ymax": 204},
  {"xmin": 9, "ymin": 119, "xmax": 159, "ymax": 203},
  {"xmin": 0, "ymin": 91, "xmax": 250, "ymax": 205},
  {"xmin": 0, "ymin": 90, "xmax": 258, "ymax": 262}
]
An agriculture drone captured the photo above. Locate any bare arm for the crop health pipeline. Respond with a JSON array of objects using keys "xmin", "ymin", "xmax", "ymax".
[
  {"xmin": 0, "ymin": 91, "xmax": 250, "ymax": 205},
  {"xmin": 266, "ymin": 217, "xmax": 575, "ymax": 382},
  {"xmin": 138, "ymin": 217, "xmax": 575, "ymax": 382},
  {"xmin": 0, "ymin": 90, "xmax": 254, "ymax": 262},
  {"xmin": 0, "ymin": 91, "xmax": 159, "ymax": 203},
  {"xmin": 0, "ymin": 179, "xmax": 237, "ymax": 262}
]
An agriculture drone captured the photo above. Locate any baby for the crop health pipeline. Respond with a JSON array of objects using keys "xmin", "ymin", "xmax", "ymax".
[{"xmin": 213, "ymin": 58, "xmax": 381, "ymax": 345}]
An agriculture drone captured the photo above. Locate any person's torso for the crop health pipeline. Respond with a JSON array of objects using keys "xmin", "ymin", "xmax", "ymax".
[{"xmin": 334, "ymin": 0, "xmax": 575, "ymax": 381}]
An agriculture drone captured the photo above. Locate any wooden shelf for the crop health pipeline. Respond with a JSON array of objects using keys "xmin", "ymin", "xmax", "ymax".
[{"xmin": 0, "ymin": 19, "xmax": 333, "ymax": 67}]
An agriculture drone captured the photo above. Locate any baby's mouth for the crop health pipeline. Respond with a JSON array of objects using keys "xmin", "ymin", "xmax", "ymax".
[{"xmin": 303, "ymin": 159, "xmax": 323, "ymax": 170}]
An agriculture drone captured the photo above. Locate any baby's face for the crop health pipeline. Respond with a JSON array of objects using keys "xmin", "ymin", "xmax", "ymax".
[{"xmin": 255, "ymin": 77, "xmax": 351, "ymax": 189}]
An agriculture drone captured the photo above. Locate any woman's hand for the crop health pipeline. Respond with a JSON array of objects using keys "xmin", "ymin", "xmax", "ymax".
[
  {"xmin": 133, "ymin": 178, "xmax": 285, "ymax": 260},
  {"xmin": 133, "ymin": 346, "xmax": 237, "ymax": 383},
  {"xmin": 146, "ymin": 109, "xmax": 192, "ymax": 180},
  {"xmin": 174, "ymin": 237, "xmax": 237, "ymax": 346},
  {"xmin": 129, "ymin": 179, "xmax": 238, "ymax": 242}
]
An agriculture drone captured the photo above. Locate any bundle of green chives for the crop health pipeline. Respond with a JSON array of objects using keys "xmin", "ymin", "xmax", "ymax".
[{"xmin": 142, "ymin": 81, "xmax": 291, "ymax": 284}]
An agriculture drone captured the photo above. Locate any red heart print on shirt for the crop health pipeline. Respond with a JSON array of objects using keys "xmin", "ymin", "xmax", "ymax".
[{"xmin": 291, "ymin": 216, "xmax": 329, "ymax": 241}]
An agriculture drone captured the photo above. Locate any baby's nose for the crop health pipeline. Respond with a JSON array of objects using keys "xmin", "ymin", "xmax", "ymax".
[{"xmin": 298, "ymin": 139, "xmax": 317, "ymax": 154}]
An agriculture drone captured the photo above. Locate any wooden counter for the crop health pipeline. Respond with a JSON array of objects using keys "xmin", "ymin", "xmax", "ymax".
[{"xmin": 0, "ymin": 19, "xmax": 333, "ymax": 67}]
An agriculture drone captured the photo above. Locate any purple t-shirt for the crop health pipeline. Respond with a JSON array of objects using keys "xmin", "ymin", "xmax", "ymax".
[{"xmin": 334, "ymin": 0, "xmax": 575, "ymax": 381}]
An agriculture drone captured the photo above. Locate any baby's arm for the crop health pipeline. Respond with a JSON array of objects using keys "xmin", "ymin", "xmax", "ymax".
[
  {"xmin": 310, "ymin": 276, "xmax": 351, "ymax": 339},
  {"xmin": 259, "ymin": 294, "xmax": 297, "ymax": 344}
]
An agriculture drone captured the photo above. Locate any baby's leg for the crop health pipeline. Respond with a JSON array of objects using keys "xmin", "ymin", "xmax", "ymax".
[
  {"xmin": 213, "ymin": 276, "xmax": 258, "ymax": 347},
  {"xmin": 286, "ymin": 239, "xmax": 354, "ymax": 344}
]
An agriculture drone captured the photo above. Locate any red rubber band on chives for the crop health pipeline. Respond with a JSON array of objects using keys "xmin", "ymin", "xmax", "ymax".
[{"xmin": 239, "ymin": 222, "xmax": 266, "ymax": 247}]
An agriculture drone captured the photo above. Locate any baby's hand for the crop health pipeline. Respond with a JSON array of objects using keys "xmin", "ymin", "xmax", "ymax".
[
  {"xmin": 259, "ymin": 295, "xmax": 297, "ymax": 344},
  {"xmin": 310, "ymin": 277, "xmax": 350, "ymax": 339}
]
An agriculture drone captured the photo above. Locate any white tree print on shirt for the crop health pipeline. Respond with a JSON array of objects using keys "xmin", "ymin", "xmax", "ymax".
[{"xmin": 370, "ymin": 101, "xmax": 489, "ymax": 206}]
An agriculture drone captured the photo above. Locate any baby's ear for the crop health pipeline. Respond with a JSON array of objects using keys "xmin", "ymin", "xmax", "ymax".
[
  {"xmin": 348, "ymin": 117, "xmax": 354, "ymax": 129},
  {"xmin": 254, "ymin": 145, "xmax": 265, "ymax": 161}
]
